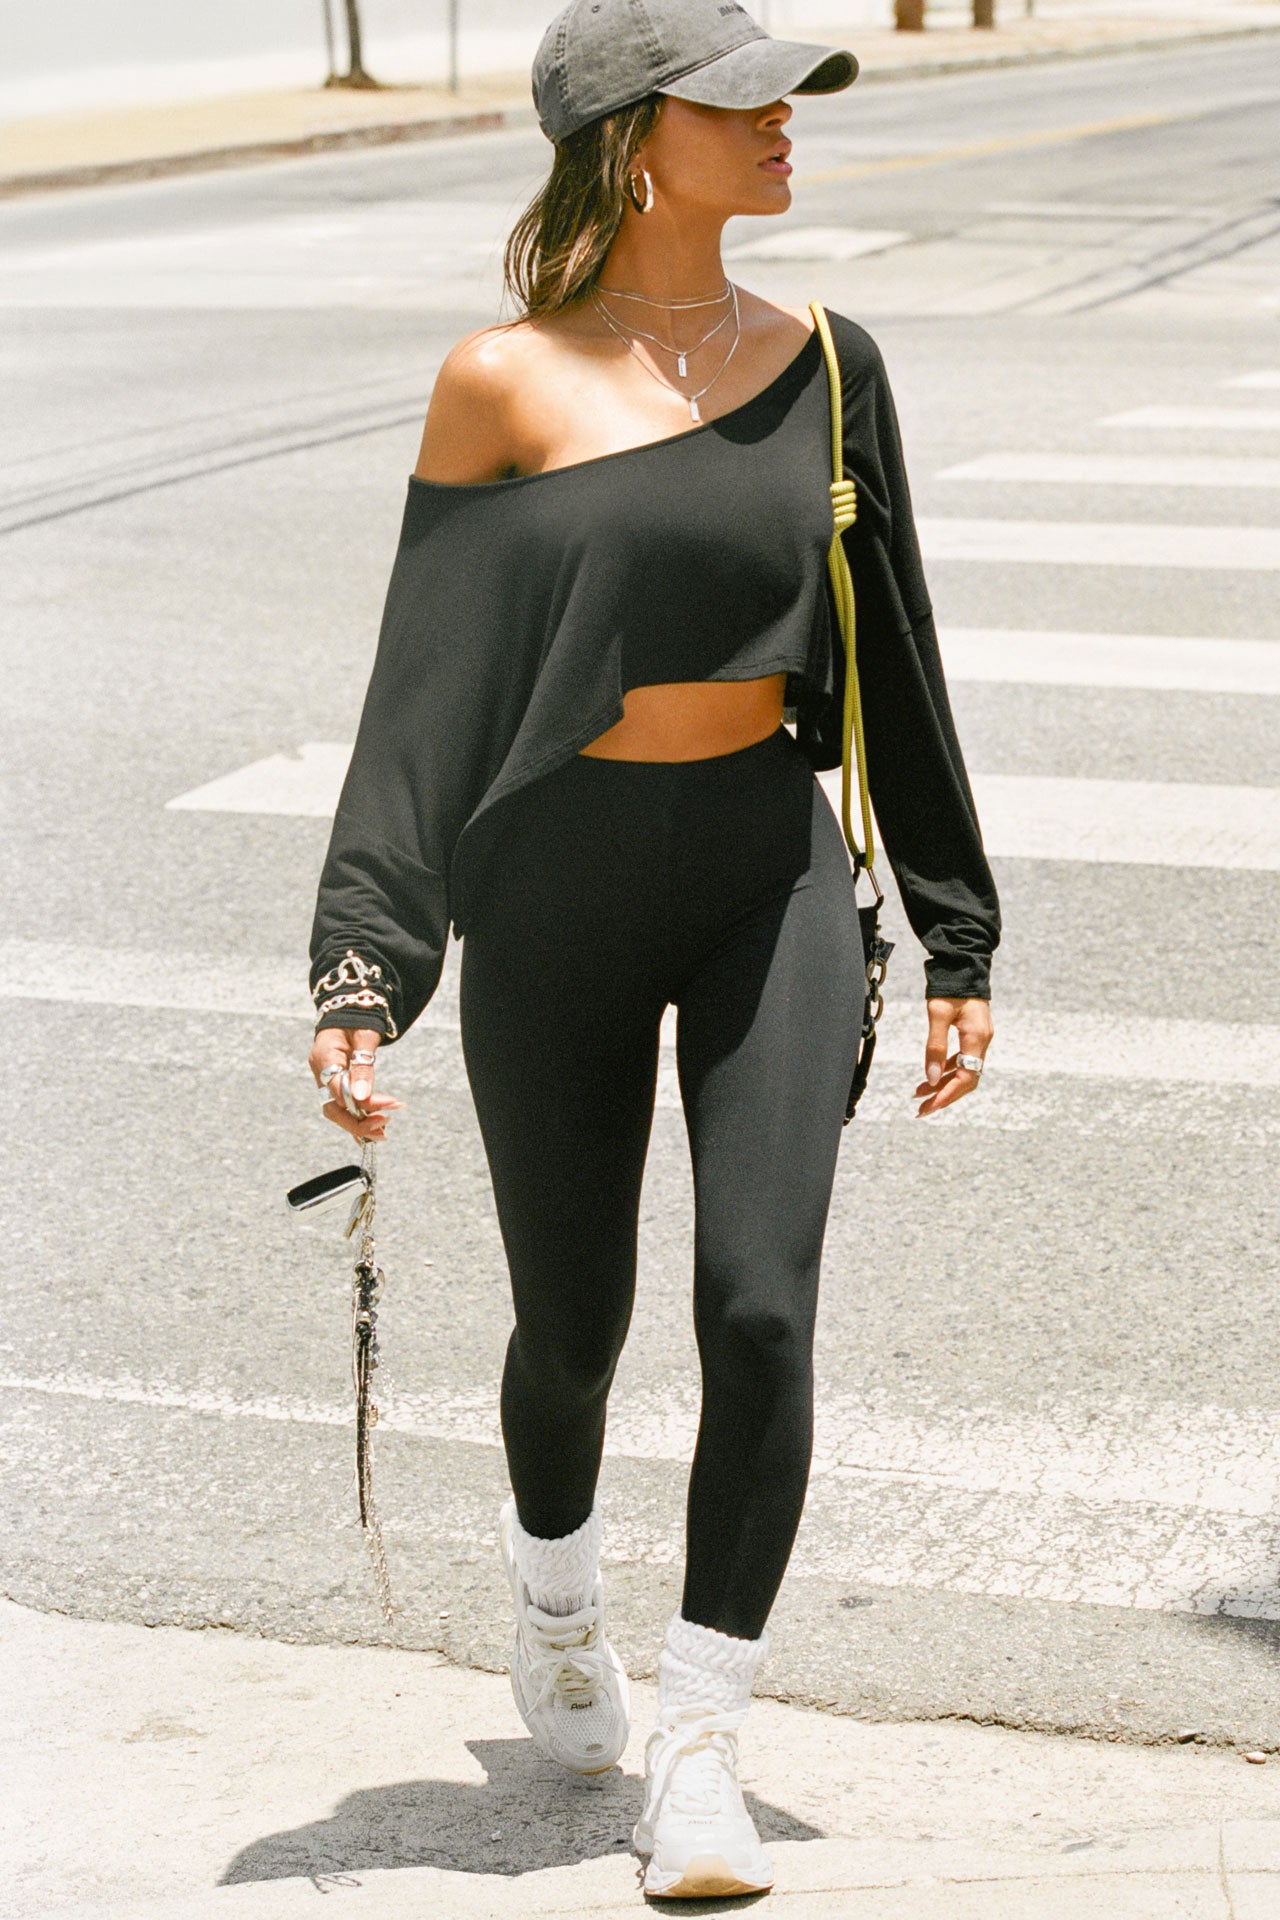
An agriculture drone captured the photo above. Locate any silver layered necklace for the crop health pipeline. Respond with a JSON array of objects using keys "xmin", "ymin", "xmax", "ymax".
[{"xmin": 591, "ymin": 280, "xmax": 741, "ymax": 423}]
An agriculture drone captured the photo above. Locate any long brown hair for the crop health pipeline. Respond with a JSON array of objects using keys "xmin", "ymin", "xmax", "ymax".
[{"xmin": 504, "ymin": 96, "xmax": 663, "ymax": 318}]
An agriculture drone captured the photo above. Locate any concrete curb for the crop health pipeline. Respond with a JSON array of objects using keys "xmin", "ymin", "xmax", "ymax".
[
  {"xmin": 29, "ymin": 1828, "xmax": 1280, "ymax": 1919},
  {"xmin": 850, "ymin": 14, "xmax": 1280, "ymax": 79},
  {"xmin": 0, "ymin": 105, "xmax": 541, "ymax": 201},
  {"xmin": 1, "ymin": 20, "xmax": 1276, "ymax": 201},
  {"xmin": 9, "ymin": 1598, "xmax": 1280, "ymax": 1920}
]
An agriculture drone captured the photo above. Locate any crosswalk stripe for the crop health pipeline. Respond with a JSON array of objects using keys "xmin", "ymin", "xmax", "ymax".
[
  {"xmin": 165, "ymin": 741, "xmax": 348, "ymax": 817},
  {"xmin": 5, "ymin": 941, "xmax": 316, "ymax": 1021},
  {"xmin": 869, "ymin": 1004, "xmax": 1280, "ymax": 1086},
  {"xmin": 6, "ymin": 1369, "xmax": 1277, "ymax": 1618},
  {"xmin": 724, "ymin": 225, "xmax": 908, "ymax": 261},
  {"xmin": 165, "ymin": 744, "xmax": 1280, "ymax": 871},
  {"xmin": 982, "ymin": 199, "xmax": 1209, "ymax": 221},
  {"xmin": 0, "ymin": 204, "xmax": 513, "ymax": 312},
  {"xmin": 937, "ymin": 452, "xmax": 1280, "ymax": 489},
  {"xmin": 939, "ymin": 627, "xmax": 1280, "ymax": 693},
  {"xmin": 9, "ymin": 940, "xmax": 1280, "ymax": 1087},
  {"xmin": 1226, "ymin": 372, "xmax": 1280, "ymax": 390},
  {"xmin": 916, "ymin": 517, "xmax": 1280, "ymax": 570},
  {"xmin": 1102, "ymin": 405, "xmax": 1280, "ymax": 431},
  {"xmin": 163, "ymin": 749, "xmax": 1280, "ymax": 871},
  {"xmin": 966, "ymin": 772, "xmax": 1280, "ymax": 869}
]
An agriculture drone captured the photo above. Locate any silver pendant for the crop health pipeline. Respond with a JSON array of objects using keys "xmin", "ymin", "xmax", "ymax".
[
  {"xmin": 677, "ymin": 353, "xmax": 688, "ymax": 378},
  {"xmin": 689, "ymin": 397, "xmax": 701, "ymax": 423}
]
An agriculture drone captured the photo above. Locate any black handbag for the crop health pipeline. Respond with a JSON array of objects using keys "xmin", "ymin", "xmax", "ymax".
[{"xmin": 810, "ymin": 301, "xmax": 894, "ymax": 1123}]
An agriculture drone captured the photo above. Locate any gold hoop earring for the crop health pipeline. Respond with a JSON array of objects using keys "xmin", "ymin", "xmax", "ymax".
[{"xmin": 625, "ymin": 168, "xmax": 654, "ymax": 215}]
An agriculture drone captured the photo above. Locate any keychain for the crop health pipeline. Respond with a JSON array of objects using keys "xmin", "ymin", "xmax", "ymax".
[
  {"xmin": 287, "ymin": 1123, "xmax": 394, "ymax": 1624},
  {"xmin": 346, "ymin": 1138, "xmax": 393, "ymax": 1623}
]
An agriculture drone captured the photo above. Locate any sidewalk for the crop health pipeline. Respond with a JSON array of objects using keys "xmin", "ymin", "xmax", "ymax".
[
  {"xmin": 5, "ymin": 1597, "xmax": 1280, "ymax": 1920},
  {"xmin": 3, "ymin": 3, "xmax": 1279, "ymax": 198}
]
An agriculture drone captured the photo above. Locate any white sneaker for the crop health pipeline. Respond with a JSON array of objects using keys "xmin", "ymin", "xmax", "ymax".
[
  {"xmin": 497, "ymin": 1499, "xmax": 630, "ymax": 1774},
  {"xmin": 633, "ymin": 1706, "xmax": 774, "ymax": 1898}
]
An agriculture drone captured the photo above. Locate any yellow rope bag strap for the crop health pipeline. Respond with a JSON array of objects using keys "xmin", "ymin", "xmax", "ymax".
[
  {"xmin": 809, "ymin": 299, "xmax": 877, "ymax": 892},
  {"xmin": 809, "ymin": 301, "xmax": 893, "ymax": 1120}
]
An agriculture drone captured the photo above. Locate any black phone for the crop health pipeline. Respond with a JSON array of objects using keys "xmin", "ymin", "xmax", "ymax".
[{"xmin": 286, "ymin": 1164, "xmax": 367, "ymax": 1211}]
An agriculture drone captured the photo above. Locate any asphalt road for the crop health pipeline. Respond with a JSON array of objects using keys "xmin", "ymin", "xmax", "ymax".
[{"xmin": 3, "ymin": 36, "xmax": 1280, "ymax": 1753}]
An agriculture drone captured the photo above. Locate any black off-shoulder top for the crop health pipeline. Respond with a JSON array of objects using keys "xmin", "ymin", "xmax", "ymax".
[{"xmin": 309, "ymin": 311, "xmax": 1000, "ymax": 1042}]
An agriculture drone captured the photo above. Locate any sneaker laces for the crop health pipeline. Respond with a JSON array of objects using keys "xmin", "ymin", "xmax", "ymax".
[
  {"xmin": 523, "ymin": 1607, "xmax": 612, "ymax": 1713},
  {"xmin": 644, "ymin": 1707, "xmax": 748, "ymax": 1820}
]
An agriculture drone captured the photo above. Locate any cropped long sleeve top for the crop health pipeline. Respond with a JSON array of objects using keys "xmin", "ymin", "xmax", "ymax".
[{"xmin": 309, "ymin": 310, "xmax": 1001, "ymax": 1042}]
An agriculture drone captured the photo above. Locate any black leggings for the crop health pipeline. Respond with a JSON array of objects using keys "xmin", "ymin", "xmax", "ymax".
[{"xmin": 459, "ymin": 725, "xmax": 863, "ymax": 1641}]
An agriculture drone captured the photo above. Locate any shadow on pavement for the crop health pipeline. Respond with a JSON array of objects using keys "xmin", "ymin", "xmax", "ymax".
[
  {"xmin": 219, "ymin": 1735, "xmax": 824, "ymax": 1885},
  {"xmin": 1193, "ymin": 1615, "xmax": 1280, "ymax": 1654}
]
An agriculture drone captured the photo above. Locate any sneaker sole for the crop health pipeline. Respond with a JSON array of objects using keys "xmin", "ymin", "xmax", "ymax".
[{"xmin": 643, "ymin": 1853, "xmax": 774, "ymax": 1898}]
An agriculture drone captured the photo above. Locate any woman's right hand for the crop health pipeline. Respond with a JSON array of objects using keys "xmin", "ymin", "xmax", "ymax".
[{"xmin": 307, "ymin": 1027, "xmax": 403, "ymax": 1143}]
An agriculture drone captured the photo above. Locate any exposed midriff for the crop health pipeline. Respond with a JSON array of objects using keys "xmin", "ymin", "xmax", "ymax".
[{"xmin": 578, "ymin": 673, "xmax": 788, "ymax": 762}]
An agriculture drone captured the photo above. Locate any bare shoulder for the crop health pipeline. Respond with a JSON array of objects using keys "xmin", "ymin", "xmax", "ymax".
[
  {"xmin": 748, "ymin": 290, "xmax": 885, "ymax": 381},
  {"xmin": 415, "ymin": 309, "xmax": 608, "ymax": 483},
  {"xmin": 731, "ymin": 287, "xmax": 818, "ymax": 348},
  {"xmin": 414, "ymin": 321, "xmax": 548, "ymax": 485},
  {"xmin": 778, "ymin": 299, "xmax": 819, "ymax": 331}
]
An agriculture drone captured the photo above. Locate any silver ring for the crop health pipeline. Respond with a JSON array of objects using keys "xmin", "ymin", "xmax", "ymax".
[
  {"xmin": 349, "ymin": 1050, "xmax": 378, "ymax": 1066},
  {"xmin": 318, "ymin": 1064, "xmax": 344, "ymax": 1088},
  {"xmin": 957, "ymin": 1052, "xmax": 985, "ymax": 1075}
]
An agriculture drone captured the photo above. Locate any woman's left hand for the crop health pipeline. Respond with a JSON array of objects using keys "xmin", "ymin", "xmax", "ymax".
[{"xmin": 915, "ymin": 997, "xmax": 994, "ymax": 1117}]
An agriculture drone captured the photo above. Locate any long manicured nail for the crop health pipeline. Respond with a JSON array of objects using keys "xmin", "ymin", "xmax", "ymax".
[
  {"xmin": 352, "ymin": 1080, "xmax": 370, "ymax": 1099},
  {"xmin": 926, "ymin": 1062, "xmax": 941, "ymax": 1086}
]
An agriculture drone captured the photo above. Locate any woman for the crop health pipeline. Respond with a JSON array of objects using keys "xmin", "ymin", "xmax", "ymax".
[{"xmin": 307, "ymin": 0, "xmax": 999, "ymax": 1899}]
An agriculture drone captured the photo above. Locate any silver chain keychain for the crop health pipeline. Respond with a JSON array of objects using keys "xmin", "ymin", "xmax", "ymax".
[
  {"xmin": 289, "ymin": 1060, "xmax": 395, "ymax": 1620},
  {"xmin": 287, "ymin": 1067, "xmax": 393, "ymax": 1620},
  {"xmin": 344, "ymin": 1137, "xmax": 394, "ymax": 1623}
]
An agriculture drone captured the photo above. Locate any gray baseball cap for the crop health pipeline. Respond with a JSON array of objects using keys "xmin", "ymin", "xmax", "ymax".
[{"xmin": 532, "ymin": 0, "xmax": 858, "ymax": 145}]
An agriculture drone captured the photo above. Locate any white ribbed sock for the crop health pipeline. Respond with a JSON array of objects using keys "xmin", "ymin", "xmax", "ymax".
[
  {"xmin": 657, "ymin": 1612, "xmax": 769, "ymax": 1719},
  {"xmin": 508, "ymin": 1504, "xmax": 601, "ymax": 1616}
]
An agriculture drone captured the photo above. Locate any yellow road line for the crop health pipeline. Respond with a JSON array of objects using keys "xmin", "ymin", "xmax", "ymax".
[{"xmin": 798, "ymin": 109, "xmax": 1187, "ymax": 185}]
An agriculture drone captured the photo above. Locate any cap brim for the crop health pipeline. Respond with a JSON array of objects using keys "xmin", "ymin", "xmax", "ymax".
[{"xmin": 660, "ymin": 38, "xmax": 858, "ymax": 111}]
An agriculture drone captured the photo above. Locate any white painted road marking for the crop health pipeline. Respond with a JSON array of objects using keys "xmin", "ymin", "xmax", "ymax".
[
  {"xmin": 878, "ymin": 1007, "xmax": 1280, "ymax": 1085},
  {"xmin": 1102, "ymin": 405, "xmax": 1280, "ymax": 431},
  {"xmin": 4, "ymin": 940, "xmax": 319, "ymax": 1021},
  {"xmin": 724, "ymin": 225, "xmax": 908, "ymax": 262},
  {"xmin": 939, "ymin": 627, "xmax": 1280, "ymax": 693},
  {"xmin": 968, "ymin": 773, "xmax": 1280, "ymax": 869},
  {"xmin": 5, "ymin": 1370, "xmax": 1277, "ymax": 1619},
  {"xmin": 983, "ymin": 199, "xmax": 1210, "ymax": 220},
  {"xmin": 0, "ymin": 202, "xmax": 515, "ymax": 311},
  {"xmin": 165, "ymin": 741, "xmax": 351, "ymax": 816},
  {"xmin": 916, "ymin": 517, "xmax": 1280, "ymax": 570},
  {"xmin": 937, "ymin": 451, "xmax": 1280, "ymax": 489},
  {"xmin": 167, "ymin": 749, "xmax": 1280, "ymax": 871},
  {"xmin": 819, "ymin": 767, "xmax": 1280, "ymax": 868},
  {"xmin": 11, "ymin": 940, "xmax": 1280, "ymax": 1087}
]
